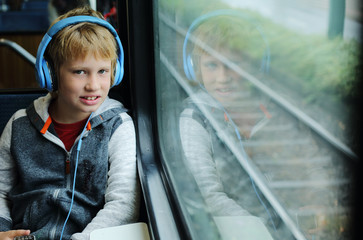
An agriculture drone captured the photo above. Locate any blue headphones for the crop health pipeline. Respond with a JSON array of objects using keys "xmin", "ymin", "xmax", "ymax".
[
  {"xmin": 183, "ymin": 9, "xmax": 270, "ymax": 81},
  {"xmin": 35, "ymin": 15, "xmax": 124, "ymax": 91}
]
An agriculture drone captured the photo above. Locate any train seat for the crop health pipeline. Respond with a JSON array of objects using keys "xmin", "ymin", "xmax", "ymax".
[{"xmin": 0, "ymin": 90, "xmax": 46, "ymax": 135}]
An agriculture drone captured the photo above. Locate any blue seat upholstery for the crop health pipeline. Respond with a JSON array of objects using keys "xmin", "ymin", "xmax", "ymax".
[{"xmin": 0, "ymin": 91, "xmax": 46, "ymax": 134}]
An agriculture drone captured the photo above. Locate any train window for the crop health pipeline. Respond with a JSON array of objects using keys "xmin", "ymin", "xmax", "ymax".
[{"xmin": 154, "ymin": 0, "xmax": 361, "ymax": 240}]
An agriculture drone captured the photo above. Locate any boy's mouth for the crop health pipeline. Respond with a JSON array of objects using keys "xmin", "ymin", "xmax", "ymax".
[
  {"xmin": 80, "ymin": 96, "xmax": 101, "ymax": 105},
  {"xmin": 82, "ymin": 96, "xmax": 99, "ymax": 100},
  {"xmin": 215, "ymin": 87, "xmax": 235, "ymax": 96},
  {"xmin": 217, "ymin": 88, "xmax": 233, "ymax": 93}
]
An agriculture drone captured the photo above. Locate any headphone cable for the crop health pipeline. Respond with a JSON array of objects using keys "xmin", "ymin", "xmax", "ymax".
[{"xmin": 59, "ymin": 112, "xmax": 93, "ymax": 240}]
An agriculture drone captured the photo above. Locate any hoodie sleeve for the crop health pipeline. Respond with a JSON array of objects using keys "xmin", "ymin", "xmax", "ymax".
[
  {"xmin": 71, "ymin": 112, "xmax": 140, "ymax": 240},
  {"xmin": 179, "ymin": 108, "xmax": 251, "ymax": 217},
  {"xmin": 0, "ymin": 115, "xmax": 18, "ymax": 231}
]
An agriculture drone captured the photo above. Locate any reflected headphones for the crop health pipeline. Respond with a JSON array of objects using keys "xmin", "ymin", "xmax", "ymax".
[
  {"xmin": 35, "ymin": 16, "xmax": 124, "ymax": 91},
  {"xmin": 182, "ymin": 9, "xmax": 270, "ymax": 81}
]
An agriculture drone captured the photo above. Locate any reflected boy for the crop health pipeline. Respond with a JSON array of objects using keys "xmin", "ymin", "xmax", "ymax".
[{"xmin": 180, "ymin": 10, "xmax": 275, "ymax": 223}]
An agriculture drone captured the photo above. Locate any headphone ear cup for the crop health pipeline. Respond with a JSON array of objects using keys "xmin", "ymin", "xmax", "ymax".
[
  {"xmin": 186, "ymin": 54, "xmax": 196, "ymax": 81},
  {"xmin": 36, "ymin": 59, "xmax": 45, "ymax": 89},
  {"xmin": 112, "ymin": 58, "xmax": 123, "ymax": 87},
  {"xmin": 41, "ymin": 58, "xmax": 56, "ymax": 91},
  {"xmin": 40, "ymin": 59, "xmax": 49, "ymax": 90}
]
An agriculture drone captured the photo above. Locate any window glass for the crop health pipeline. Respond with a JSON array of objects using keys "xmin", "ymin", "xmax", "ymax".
[{"xmin": 155, "ymin": 0, "xmax": 361, "ymax": 239}]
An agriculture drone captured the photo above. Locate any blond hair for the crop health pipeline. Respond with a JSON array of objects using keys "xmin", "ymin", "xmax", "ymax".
[
  {"xmin": 46, "ymin": 6, "xmax": 118, "ymax": 88},
  {"xmin": 190, "ymin": 14, "xmax": 266, "ymax": 80}
]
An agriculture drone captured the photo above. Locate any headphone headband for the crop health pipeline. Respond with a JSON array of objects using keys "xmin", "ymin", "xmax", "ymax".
[
  {"xmin": 35, "ymin": 15, "xmax": 124, "ymax": 91},
  {"xmin": 183, "ymin": 9, "xmax": 270, "ymax": 81}
]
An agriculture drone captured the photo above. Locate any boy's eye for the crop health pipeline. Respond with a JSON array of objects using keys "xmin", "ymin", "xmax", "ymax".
[
  {"xmin": 99, "ymin": 69, "xmax": 108, "ymax": 74},
  {"xmin": 74, "ymin": 70, "xmax": 86, "ymax": 75},
  {"xmin": 204, "ymin": 62, "xmax": 218, "ymax": 70}
]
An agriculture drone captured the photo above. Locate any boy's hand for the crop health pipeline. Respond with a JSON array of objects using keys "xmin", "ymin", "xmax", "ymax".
[{"xmin": 0, "ymin": 230, "xmax": 30, "ymax": 240}]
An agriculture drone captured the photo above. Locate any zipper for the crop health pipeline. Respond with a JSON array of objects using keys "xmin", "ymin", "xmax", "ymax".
[
  {"xmin": 65, "ymin": 152, "xmax": 72, "ymax": 189},
  {"xmin": 49, "ymin": 120, "xmax": 91, "ymax": 239}
]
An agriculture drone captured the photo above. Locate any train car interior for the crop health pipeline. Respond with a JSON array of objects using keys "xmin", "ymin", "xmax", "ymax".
[{"xmin": 0, "ymin": 0, "xmax": 362, "ymax": 240}]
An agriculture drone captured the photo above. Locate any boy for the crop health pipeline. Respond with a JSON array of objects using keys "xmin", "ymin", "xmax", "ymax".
[{"xmin": 0, "ymin": 6, "xmax": 139, "ymax": 240}]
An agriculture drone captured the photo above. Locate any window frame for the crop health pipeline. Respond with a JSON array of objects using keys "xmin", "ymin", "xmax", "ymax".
[
  {"xmin": 123, "ymin": 1, "xmax": 363, "ymax": 240},
  {"xmin": 123, "ymin": 0, "xmax": 187, "ymax": 239}
]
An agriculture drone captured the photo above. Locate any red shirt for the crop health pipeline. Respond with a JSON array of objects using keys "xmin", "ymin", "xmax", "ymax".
[{"xmin": 52, "ymin": 117, "xmax": 88, "ymax": 152}]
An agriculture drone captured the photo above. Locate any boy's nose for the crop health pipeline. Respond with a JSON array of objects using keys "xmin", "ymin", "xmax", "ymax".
[
  {"xmin": 216, "ymin": 66, "xmax": 233, "ymax": 83},
  {"xmin": 85, "ymin": 74, "xmax": 100, "ymax": 91}
]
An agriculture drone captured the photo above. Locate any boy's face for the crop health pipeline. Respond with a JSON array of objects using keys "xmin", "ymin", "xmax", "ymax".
[
  {"xmin": 200, "ymin": 49, "xmax": 247, "ymax": 106},
  {"xmin": 55, "ymin": 53, "xmax": 112, "ymax": 123}
]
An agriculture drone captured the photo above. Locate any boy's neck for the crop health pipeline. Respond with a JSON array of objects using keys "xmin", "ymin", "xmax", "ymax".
[{"xmin": 49, "ymin": 99, "xmax": 91, "ymax": 124}]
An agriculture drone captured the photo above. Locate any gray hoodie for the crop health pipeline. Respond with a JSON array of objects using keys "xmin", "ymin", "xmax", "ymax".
[
  {"xmin": 0, "ymin": 93, "xmax": 140, "ymax": 240},
  {"xmin": 179, "ymin": 90, "xmax": 273, "ymax": 221}
]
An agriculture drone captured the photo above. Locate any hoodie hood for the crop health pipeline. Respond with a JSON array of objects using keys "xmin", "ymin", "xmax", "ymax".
[{"xmin": 31, "ymin": 93, "xmax": 126, "ymax": 133}]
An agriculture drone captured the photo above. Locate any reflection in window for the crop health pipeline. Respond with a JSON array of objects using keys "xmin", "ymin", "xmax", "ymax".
[{"xmin": 155, "ymin": 0, "xmax": 360, "ymax": 239}]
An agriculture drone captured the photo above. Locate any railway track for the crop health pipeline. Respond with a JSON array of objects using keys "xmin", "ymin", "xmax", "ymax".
[{"xmin": 236, "ymin": 98, "xmax": 354, "ymax": 240}]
